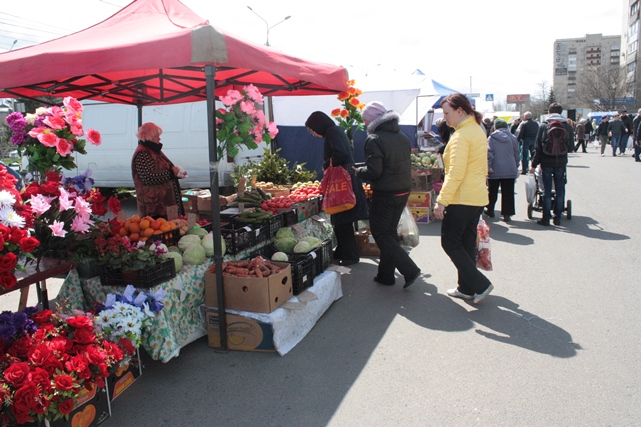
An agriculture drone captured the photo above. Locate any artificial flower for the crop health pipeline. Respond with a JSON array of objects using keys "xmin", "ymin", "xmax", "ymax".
[{"xmin": 330, "ymin": 80, "xmax": 366, "ymax": 139}]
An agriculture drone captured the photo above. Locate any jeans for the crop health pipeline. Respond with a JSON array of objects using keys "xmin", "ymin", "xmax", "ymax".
[
  {"xmin": 520, "ymin": 140, "xmax": 534, "ymax": 172},
  {"xmin": 369, "ymin": 192, "xmax": 420, "ymax": 283},
  {"xmin": 440, "ymin": 205, "xmax": 491, "ymax": 295},
  {"xmin": 620, "ymin": 134, "xmax": 630, "ymax": 154},
  {"xmin": 611, "ymin": 134, "xmax": 621, "ymax": 155},
  {"xmin": 541, "ymin": 166, "xmax": 565, "ymax": 220}
]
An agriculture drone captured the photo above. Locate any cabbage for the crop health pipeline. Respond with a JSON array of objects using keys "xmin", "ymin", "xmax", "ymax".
[
  {"xmin": 293, "ymin": 241, "xmax": 312, "ymax": 253},
  {"xmin": 302, "ymin": 237, "xmax": 321, "ymax": 248},
  {"xmin": 188, "ymin": 226, "xmax": 208, "ymax": 237},
  {"xmin": 178, "ymin": 234, "xmax": 201, "ymax": 251},
  {"xmin": 201, "ymin": 232, "xmax": 214, "ymax": 257},
  {"xmin": 182, "ymin": 243, "xmax": 206, "ymax": 265},
  {"xmin": 271, "ymin": 252, "xmax": 289, "ymax": 262},
  {"xmin": 168, "ymin": 246, "xmax": 181, "ymax": 253},
  {"xmin": 275, "ymin": 228, "xmax": 294, "ymax": 240},
  {"xmin": 164, "ymin": 251, "xmax": 183, "ymax": 272},
  {"xmin": 274, "ymin": 237, "xmax": 297, "ymax": 253}
]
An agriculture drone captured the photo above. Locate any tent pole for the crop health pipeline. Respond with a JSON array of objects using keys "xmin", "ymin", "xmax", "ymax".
[
  {"xmin": 205, "ymin": 64, "xmax": 228, "ymax": 351},
  {"xmin": 137, "ymin": 101, "xmax": 143, "ymax": 128}
]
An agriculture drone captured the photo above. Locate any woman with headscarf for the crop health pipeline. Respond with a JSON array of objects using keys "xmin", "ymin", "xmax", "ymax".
[
  {"xmin": 305, "ymin": 111, "xmax": 368, "ymax": 266},
  {"xmin": 434, "ymin": 93, "xmax": 494, "ymax": 304},
  {"xmin": 131, "ymin": 122, "xmax": 186, "ymax": 218}
]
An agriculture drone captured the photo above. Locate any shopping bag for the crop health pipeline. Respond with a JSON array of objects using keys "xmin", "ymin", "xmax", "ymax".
[
  {"xmin": 320, "ymin": 161, "xmax": 356, "ymax": 215},
  {"xmin": 525, "ymin": 173, "xmax": 536, "ymax": 204},
  {"xmin": 398, "ymin": 206, "xmax": 420, "ymax": 249},
  {"xmin": 476, "ymin": 218, "xmax": 493, "ymax": 271}
]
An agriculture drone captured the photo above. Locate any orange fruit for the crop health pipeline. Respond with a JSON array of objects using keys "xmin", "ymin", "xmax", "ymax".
[
  {"xmin": 129, "ymin": 232, "xmax": 140, "ymax": 241},
  {"xmin": 153, "ymin": 229, "xmax": 163, "ymax": 235},
  {"xmin": 119, "ymin": 227, "xmax": 128, "ymax": 237},
  {"xmin": 139, "ymin": 219, "xmax": 150, "ymax": 230},
  {"xmin": 143, "ymin": 228, "xmax": 155, "ymax": 238},
  {"xmin": 130, "ymin": 215, "xmax": 141, "ymax": 223},
  {"xmin": 128, "ymin": 223, "xmax": 140, "ymax": 234},
  {"xmin": 143, "ymin": 216, "xmax": 154, "ymax": 223},
  {"xmin": 139, "ymin": 236, "xmax": 148, "ymax": 242},
  {"xmin": 150, "ymin": 220, "xmax": 161, "ymax": 230},
  {"xmin": 160, "ymin": 223, "xmax": 171, "ymax": 233},
  {"xmin": 168, "ymin": 222, "xmax": 177, "ymax": 230},
  {"xmin": 157, "ymin": 217, "xmax": 167, "ymax": 224}
]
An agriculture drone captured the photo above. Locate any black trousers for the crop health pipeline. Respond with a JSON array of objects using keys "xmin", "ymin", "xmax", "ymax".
[
  {"xmin": 441, "ymin": 204, "xmax": 492, "ymax": 295},
  {"xmin": 487, "ymin": 178, "xmax": 515, "ymax": 216},
  {"xmin": 333, "ymin": 222, "xmax": 359, "ymax": 262},
  {"xmin": 574, "ymin": 139, "xmax": 587, "ymax": 152},
  {"xmin": 369, "ymin": 192, "xmax": 420, "ymax": 282}
]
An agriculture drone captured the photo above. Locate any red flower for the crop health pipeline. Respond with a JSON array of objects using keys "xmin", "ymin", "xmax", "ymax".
[
  {"xmin": 92, "ymin": 201, "xmax": 107, "ymax": 217},
  {"xmin": 72, "ymin": 328, "xmax": 96, "ymax": 345},
  {"xmin": 0, "ymin": 271, "xmax": 18, "ymax": 290},
  {"xmin": 53, "ymin": 374, "xmax": 75, "ymax": 391},
  {"xmin": 19, "ymin": 236, "xmax": 40, "ymax": 253},
  {"xmin": 21, "ymin": 182, "xmax": 40, "ymax": 200},
  {"xmin": 45, "ymin": 171, "xmax": 62, "ymax": 183},
  {"xmin": 30, "ymin": 367, "xmax": 51, "ymax": 388},
  {"xmin": 117, "ymin": 337, "xmax": 136, "ymax": 356},
  {"xmin": 66, "ymin": 316, "xmax": 94, "ymax": 330},
  {"xmin": 31, "ymin": 309, "xmax": 53, "ymax": 325},
  {"xmin": 65, "ymin": 354, "xmax": 89, "ymax": 374},
  {"xmin": 108, "ymin": 196, "xmax": 121, "ymax": 216},
  {"xmin": 330, "ymin": 108, "xmax": 341, "ymax": 117},
  {"xmin": 57, "ymin": 398, "xmax": 75, "ymax": 415},
  {"xmin": 337, "ymin": 91, "xmax": 350, "ymax": 101},
  {"xmin": 8, "ymin": 227, "xmax": 26, "ymax": 244},
  {"xmin": 3, "ymin": 362, "xmax": 31, "ymax": 387},
  {"xmin": 0, "ymin": 252, "xmax": 18, "ymax": 273},
  {"xmin": 39, "ymin": 181, "xmax": 60, "ymax": 196},
  {"xmin": 11, "ymin": 382, "xmax": 39, "ymax": 422},
  {"xmin": 27, "ymin": 343, "xmax": 52, "ymax": 367}
]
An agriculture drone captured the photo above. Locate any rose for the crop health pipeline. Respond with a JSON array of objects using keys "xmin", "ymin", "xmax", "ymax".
[
  {"xmin": 54, "ymin": 374, "xmax": 75, "ymax": 391},
  {"xmin": 27, "ymin": 343, "xmax": 52, "ymax": 367},
  {"xmin": 8, "ymin": 226, "xmax": 26, "ymax": 244},
  {"xmin": 8, "ymin": 336, "xmax": 33, "ymax": 358},
  {"xmin": 118, "ymin": 337, "xmax": 136, "ymax": 356},
  {"xmin": 57, "ymin": 398, "xmax": 75, "ymax": 415},
  {"xmin": 0, "ymin": 252, "xmax": 18, "ymax": 273},
  {"xmin": 65, "ymin": 354, "xmax": 89, "ymax": 374},
  {"xmin": 92, "ymin": 201, "xmax": 107, "ymax": 216},
  {"xmin": 30, "ymin": 367, "xmax": 51, "ymax": 388},
  {"xmin": 31, "ymin": 309, "xmax": 53, "ymax": 325},
  {"xmin": 0, "ymin": 272, "xmax": 17, "ymax": 290},
  {"xmin": 19, "ymin": 236, "xmax": 40, "ymax": 253},
  {"xmin": 11, "ymin": 382, "xmax": 39, "ymax": 423},
  {"xmin": 39, "ymin": 181, "xmax": 60, "ymax": 196},
  {"xmin": 3, "ymin": 362, "xmax": 31, "ymax": 387},
  {"xmin": 108, "ymin": 197, "xmax": 121, "ymax": 216},
  {"xmin": 73, "ymin": 328, "xmax": 96, "ymax": 345},
  {"xmin": 87, "ymin": 129, "xmax": 102, "ymax": 146},
  {"xmin": 66, "ymin": 315, "xmax": 94, "ymax": 330}
]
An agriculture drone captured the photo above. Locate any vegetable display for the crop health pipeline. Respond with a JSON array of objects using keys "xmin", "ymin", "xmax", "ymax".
[
  {"xmin": 208, "ymin": 256, "xmax": 283, "ymax": 277},
  {"xmin": 273, "ymin": 227, "xmax": 322, "ymax": 255},
  {"xmin": 411, "ymin": 152, "xmax": 440, "ymax": 169}
]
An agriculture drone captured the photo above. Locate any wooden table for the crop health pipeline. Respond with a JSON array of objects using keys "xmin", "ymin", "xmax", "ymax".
[{"xmin": 0, "ymin": 258, "xmax": 76, "ymax": 311}]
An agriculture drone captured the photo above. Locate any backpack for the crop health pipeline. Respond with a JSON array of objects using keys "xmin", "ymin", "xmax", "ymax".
[{"xmin": 542, "ymin": 121, "xmax": 568, "ymax": 156}]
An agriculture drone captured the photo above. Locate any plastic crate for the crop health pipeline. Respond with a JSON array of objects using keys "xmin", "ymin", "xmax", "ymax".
[
  {"xmin": 280, "ymin": 208, "xmax": 298, "ymax": 227},
  {"xmin": 253, "ymin": 224, "xmax": 270, "ymax": 247},
  {"xmin": 221, "ymin": 224, "xmax": 255, "ymax": 255},
  {"xmin": 261, "ymin": 212, "xmax": 283, "ymax": 238},
  {"xmin": 99, "ymin": 259, "xmax": 176, "ymax": 288},
  {"xmin": 264, "ymin": 245, "xmax": 314, "ymax": 295},
  {"xmin": 318, "ymin": 239, "xmax": 333, "ymax": 272},
  {"xmin": 151, "ymin": 228, "xmax": 181, "ymax": 247}
]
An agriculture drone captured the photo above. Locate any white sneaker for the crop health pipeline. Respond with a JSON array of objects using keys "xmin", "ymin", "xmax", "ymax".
[
  {"xmin": 474, "ymin": 284, "xmax": 494, "ymax": 304},
  {"xmin": 447, "ymin": 288, "xmax": 474, "ymax": 300},
  {"xmin": 600, "ymin": 154, "xmax": 605, "ymax": 157}
]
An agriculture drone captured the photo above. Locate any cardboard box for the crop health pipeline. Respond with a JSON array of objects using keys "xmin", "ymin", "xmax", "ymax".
[
  {"xmin": 203, "ymin": 306, "xmax": 276, "ymax": 352},
  {"xmin": 355, "ymin": 230, "xmax": 380, "ymax": 256},
  {"xmin": 407, "ymin": 207, "xmax": 433, "ymax": 224},
  {"xmin": 107, "ymin": 349, "xmax": 143, "ymax": 401},
  {"xmin": 48, "ymin": 387, "xmax": 110, "ymax": 427},
  {"xmin": 407, "ymin": 190, "xmax": 435, "ymax": 208},
  {"xmin": 182, "ymin": 189, "xmax": 212, "ymax": 213},
  {"xmin": 205, "ymin": 262, "xmax": 293, "ymax": 313}
]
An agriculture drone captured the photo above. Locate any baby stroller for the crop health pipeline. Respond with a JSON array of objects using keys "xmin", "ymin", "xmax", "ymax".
[{"xmin": 525, "ymin": 166, "xmax": 572, "ymax": 220}]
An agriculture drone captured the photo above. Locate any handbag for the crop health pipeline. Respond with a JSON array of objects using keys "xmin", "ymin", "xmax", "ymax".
[
  {"xmin": 398, "ymin": 206, "xmax": 420, "ymax": 249},
  {"xmin": 320, "ymin": 160, "xmax": 356, "ymax": 215},
  {"xmin": 476, "ymin": 218, "xmax": 493, "ymax": 271}
]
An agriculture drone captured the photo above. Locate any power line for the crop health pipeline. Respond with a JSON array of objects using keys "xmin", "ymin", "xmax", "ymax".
[
  {"xmin": 0, "ymin": 20, "xmax": 67, "ymax": 37},
  {"xmin": 0, "ymin": 12, "xmax": 73, "ymax": 34}
]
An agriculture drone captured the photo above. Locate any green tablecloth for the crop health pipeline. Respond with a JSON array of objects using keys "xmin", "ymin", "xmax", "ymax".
[{"xmin": 57, "ymin": 215, "xmax": 334, "ymax": 363}]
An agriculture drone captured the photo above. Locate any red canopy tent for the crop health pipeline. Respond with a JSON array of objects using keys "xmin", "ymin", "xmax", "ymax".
[{"xmin": 0, "ymin": 0, "xmax": 348, "ymax": 350}]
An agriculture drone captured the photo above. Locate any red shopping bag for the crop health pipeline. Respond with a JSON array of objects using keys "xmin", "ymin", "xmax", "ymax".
[{"xmin": 320, "ymin": 161, "xmax": 356, "ymax": 215}]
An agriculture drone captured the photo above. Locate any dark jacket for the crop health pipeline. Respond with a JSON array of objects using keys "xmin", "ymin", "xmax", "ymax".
[
  {"xmin": 597, "ymin": 120, "xmax": 609, "ymax": 136},
  {"xmin": 608, "ymin": 119, "xmax": 626, "ymax": 135},
  {"xmin": 634, "ymin": 115, "xmax": 641, "ymax": 142},
  {"xmin": 531, "ymin": 114, "xmax": 574, "ymax": 169},
  {"xmin": 305, "ymin": 111, "xmax": 368, "ymax": 225},
  {"xmin": 517, "ymin": 119, "xmax": 539, "ymax": 144},
  {"xmin": 621, "ymin": 114, "xmax": 634, "ymax": 135},
  {"xmin": 584, "ymin": 119, "xmax": 594, "ymax": 134},
  {"xmin": 355, "ymin": 111, "xmax": 412, "ymax": 194}
]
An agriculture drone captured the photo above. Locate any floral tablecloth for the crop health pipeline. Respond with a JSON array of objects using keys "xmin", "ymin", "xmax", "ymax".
[
  {"xmin": 58, "ymin": 263, "xmax": 211, "ymax": 363},
  {"xmin": 57, "ymin": 215, "xmax": 335, "ymax": 363}
]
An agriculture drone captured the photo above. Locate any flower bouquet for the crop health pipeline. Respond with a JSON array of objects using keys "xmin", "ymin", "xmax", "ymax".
[
  {"xmin": 330, "ymin": 79, "xmax": 365, "ymax": 142},
  {"xmin": 0, "ymin": 307, "xmax": 123, "ymax": 425},
  {"xmin": 4, "ymin": 97, "xmax": 101, "ymax": 183},
  {"xmin": 215, "ymin": 84, "xmax": 279, "ymax": 160}
]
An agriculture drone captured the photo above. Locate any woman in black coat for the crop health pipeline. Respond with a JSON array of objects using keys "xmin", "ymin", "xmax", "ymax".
[{"xmin": 305, "ymin": 111, "xmax": 368, "ymax": 265}]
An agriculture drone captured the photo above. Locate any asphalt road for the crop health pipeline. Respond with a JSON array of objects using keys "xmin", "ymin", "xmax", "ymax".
[{"xmin": 2, "ymin": 146, "xmax": 639, "ymax": 426}]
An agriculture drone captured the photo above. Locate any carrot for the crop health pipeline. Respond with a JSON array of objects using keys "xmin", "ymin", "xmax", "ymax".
[{"xmin": 255, "ymin": 267, "xmax": 263, "ymax": 277}]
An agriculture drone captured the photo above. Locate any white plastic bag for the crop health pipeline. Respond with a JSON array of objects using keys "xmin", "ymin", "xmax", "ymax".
[
  {"xmin": 525, "ymin": 173, "xmax": 536, "ymax": 204},
  {"xmin": 398, "ymin": 206, "xmax": 420, "ymax": 249}
]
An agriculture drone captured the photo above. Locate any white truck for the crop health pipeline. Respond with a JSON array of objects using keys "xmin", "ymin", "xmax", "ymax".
[{"xmin": 75, "ymin": 101, "xmax": 264, "ymax": 188}]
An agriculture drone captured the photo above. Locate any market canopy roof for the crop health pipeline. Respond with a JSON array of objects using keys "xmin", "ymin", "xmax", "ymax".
[{"xmin": 0, "ymin": 0, "xmax": 348, "ymax": 105}]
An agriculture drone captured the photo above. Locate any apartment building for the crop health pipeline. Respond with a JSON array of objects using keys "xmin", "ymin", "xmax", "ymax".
[{"xmin": 623, "ymin": 0, "xmax": 641, "ymax": 112}]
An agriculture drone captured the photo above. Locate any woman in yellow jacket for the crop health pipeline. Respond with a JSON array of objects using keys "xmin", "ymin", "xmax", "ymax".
[{"xmin": 434, "ymin": 93, "xmax": 494, "ymax": 304}]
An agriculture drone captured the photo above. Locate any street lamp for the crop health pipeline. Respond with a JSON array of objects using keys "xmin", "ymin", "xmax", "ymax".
[{"xmin": 247, "ymin": 6, "xmax": 290, "ymax": 47}]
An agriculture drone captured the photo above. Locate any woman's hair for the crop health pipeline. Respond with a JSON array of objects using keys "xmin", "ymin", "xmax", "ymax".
[
  {"xmin": 440, "ymin": 93, "xmax": 483, "ymax": 125},
  {"xmin": 437, "ymin": 120, "xmax": 453, "ymax": 143},
  {"xmin": 136, "ymin": 122, "xmax": 163, "ymax": 141},
  {"xmin": 305, "ymin": 111, "xmax": 335, "ymax": 136}
]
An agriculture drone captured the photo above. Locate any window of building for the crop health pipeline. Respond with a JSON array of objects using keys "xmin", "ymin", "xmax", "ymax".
[
  {"xmin": 631, "ymin": 1, "xmax": 639, "ymax": 17},
  {"xmin": 568, "ymin": 54, "xmax": 577, "ymax": 71},
  {"xmin": 630, "ymin": 20, "xmax": 639, "ymax": 37},
  {"xmin": 611, "ymin": 57, "xmax": 620, "ymax": 65},
  {"xmin": 629, "ymin": 40, "xmax": 637, "ymax": 55},
  {"xmin": 628, "ymin": 62, "xmax": 636, "ymax": 73},
  {"xmin": 567, "ymin": 84, "xmax": 575, "ymax": 93}
]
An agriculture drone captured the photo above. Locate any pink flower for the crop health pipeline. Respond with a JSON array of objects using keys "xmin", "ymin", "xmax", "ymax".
[
  {"xmin": 73, "ymin": 197, "xmax": 91, "ymax": 218},
  {"xmin": 63, "ymin": 97, "xmax": 83, "ymax": 114},
  {"xmin": 58, "ymin": 188, "xmax": 74, "ymax": 211},
  {"xmin": 49, "ymin": 220, "xmax": 67, "ymax": 238},
  {"xmin": 220, "ymin": 90, "xmax": 243, "ymax": 106},
  {"xmin": 239, "ymin": 101, "xmax": 255, "ymax": 115},
  {"xmin": 28, "ymin": 127, "xmax": 44, "ymax": 139},
  {"xmin": 71, "ymin": 215, "xmax": 92, "ymax": 233},
  {"xmin": 70, "ymin": 123, "xmax": 84, "ymax": 137},
  {"xmin": 252, "ymin": 110, "xmax": 266, "ymax": 129},
  {"xmin": 42, "ymin": 115, "xmax": 66, "ymax": 130},
  {"xmin": 244, "ymin": 84, "xmax": 263, "ymax": 104},
  {"xmin": 56, "ymin": 138, "xmax": 73, "ymax": 156},
  {"xmin": 37, "ymin": 132, "xmax": 58, "ymax": 147},
  {"xmin": 252, "ymin": 128, "xmax": 264, "ymax": 143},
  {"xmin": 267, "ymin": 122, "xmax": 279, "ymax": 138},
  {"xmin": 29, "ymin": 194, "xmax": 53, "ymax": 215},
  {"xmin": 86, "ymin": 129, "xmax": 101, "ymax": 146}
]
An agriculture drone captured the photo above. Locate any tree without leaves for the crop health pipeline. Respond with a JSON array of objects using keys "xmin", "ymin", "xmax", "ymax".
[{"xmin": 574, "ymin": 65, "xmax": 627, "ymax": 111}]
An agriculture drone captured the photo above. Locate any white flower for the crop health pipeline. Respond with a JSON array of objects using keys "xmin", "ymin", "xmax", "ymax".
[
  {"xmin": 0, "ymin": 190, "xmax": 16, "ymax": 207},
  {"xmin": 0, "ymin": 205, "xmax": 25, "ymax": 228}
]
